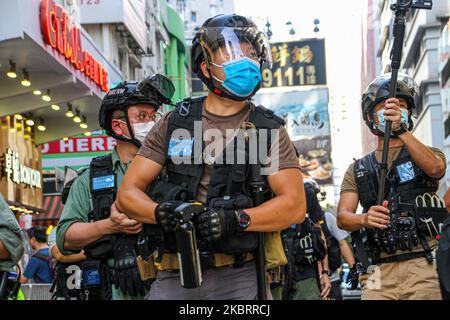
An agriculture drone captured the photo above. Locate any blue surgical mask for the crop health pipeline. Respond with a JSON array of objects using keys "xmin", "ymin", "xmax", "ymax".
[
  {"xmin": 211, "ymin": 57, "xmax": 262, "ymax": 98},
  {"xmin": 376, "ymin": 108, "xmax": 409, "ymax": 133}
]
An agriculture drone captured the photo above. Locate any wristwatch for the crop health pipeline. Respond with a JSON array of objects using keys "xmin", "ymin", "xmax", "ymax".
[
  {"xmin": 321, "ymin": 269, "xmax": 331, "ymax": 276},
  {"xmin": 392, "ymin": 122, "xmax": 408, "ymax": 136},
  {"xmin": 234, "ymin": 210, "xmax": 251, "ymax": 232}
]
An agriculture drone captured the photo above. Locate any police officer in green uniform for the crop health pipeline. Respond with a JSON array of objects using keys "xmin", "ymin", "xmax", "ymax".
[
  {"xmin": 56, "ymin": 74, "xmax": 175, "ymax": 300},
  {"xmin": 0, "ymin": 193, "xmax": 24, "ymax": 300},
  {"xmin": 116, "ymin": 14, "xmax": 306, "ymax": 300}
]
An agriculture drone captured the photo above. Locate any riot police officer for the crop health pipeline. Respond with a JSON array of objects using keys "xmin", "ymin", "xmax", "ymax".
[
  {"xmin": 116, "ymin": 14, "xmax": 306, "ymax": 300},
  {"xmin": 56, "ymin": 74, "xmax": 175, "ymax": 300},
  {"xmin": 0, "ymin": 193, "xmax": 24, "ymax": 300},
  {"xmin": 280, "ymin": 180, "xmax": 330, "ymax": 300},
  {"xmin": 337, "ymin": 73, "xmax": 447, "ymax": 300}
]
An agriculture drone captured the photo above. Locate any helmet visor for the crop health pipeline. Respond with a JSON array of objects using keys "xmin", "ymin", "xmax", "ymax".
[
  {"xmin": 199, "ymin": 26, "xmax": 272, "ymax": 68},
  {"xmin": 137, "ymin": 74, "xmax": 176, "ymax": 105}
]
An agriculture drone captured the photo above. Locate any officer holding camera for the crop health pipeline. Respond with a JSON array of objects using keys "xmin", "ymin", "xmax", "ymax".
[
  {"xmin": 56, "ymin": 74, "xmax": 175, "ymax": 300},
  {"xmin": 337, "ymin": 73, "xmax": 447, "ymax": 300},
  {"xmin": 0, "ymin": 193, "xmax": 24, "ymax": 300},
  {"xmin": 116, "ymin": 14, "xmax": 306, "ymax": 300}
]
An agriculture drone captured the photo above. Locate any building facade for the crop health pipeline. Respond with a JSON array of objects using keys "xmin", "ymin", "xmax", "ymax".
[
  {"xmin": 168, "ymin": 0, "xmax": 235, "ymax": 43},
  {"xmin": 440, "ymin": 19, "xmax": 450, "ymax": 191},
  {"xmin": 0, "ymin": 0, "xmax": 122, "ymax": 224}
]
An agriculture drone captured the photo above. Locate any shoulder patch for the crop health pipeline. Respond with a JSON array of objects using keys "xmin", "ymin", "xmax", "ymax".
[{"xmin": 254, "ymin": 105, "xmax": 285, "ymax": 126}]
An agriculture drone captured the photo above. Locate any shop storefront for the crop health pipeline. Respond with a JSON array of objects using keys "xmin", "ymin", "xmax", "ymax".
[
  {"xmin": 0, "ymin": 0, "xmax": 122, "ymax": 227},
  {"xmin": 0, "ymin": 115, "xmax": 43, "ymax": 229}
]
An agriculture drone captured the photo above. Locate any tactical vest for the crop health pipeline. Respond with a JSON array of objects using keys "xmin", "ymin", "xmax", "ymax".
[
  {"xmin": 156, "ymin": 96, "xmax": 287, "ymax": 268},
  {"xmin": 84, "ymin": 154, "xmax": 117, "ymax": 260},
  {"xmin": 59, "ymin": 154, "xmax": 117, "ymax": 300},
  {"xmin": 282, "ymin": 218, "xmax": 327, "ymax": 269},
  {"xmin": 321, "ymin": 220, "xmax": 341, "ymax": 272},
  {"xmin": 353, "ymin": 147, "xmax": 446, "ymax": 265}
]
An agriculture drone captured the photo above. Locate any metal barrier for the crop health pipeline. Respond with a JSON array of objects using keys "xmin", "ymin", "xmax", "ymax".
[{"xmin": 21, "ymin": 283, "xmax": 53, "ymax": 300}]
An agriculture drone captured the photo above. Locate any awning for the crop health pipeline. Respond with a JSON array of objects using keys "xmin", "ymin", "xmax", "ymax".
[{"xmin": 33, "ymin": 194, "xmax": 64, "ymax": 222}]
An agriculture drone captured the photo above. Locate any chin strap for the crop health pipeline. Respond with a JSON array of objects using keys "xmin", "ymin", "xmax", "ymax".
[{"xmin": 111, "ymin": 107, "xmax": 142, "ymax": 148}]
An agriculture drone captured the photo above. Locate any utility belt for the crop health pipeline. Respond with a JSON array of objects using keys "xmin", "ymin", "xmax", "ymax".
[
  {"xmin": 155, "ymin": 252, "xmax": 256, "ymax": 272},
  {"xmin": 372, "ymin": 249, "xmax": 436, "ymax": 265}
]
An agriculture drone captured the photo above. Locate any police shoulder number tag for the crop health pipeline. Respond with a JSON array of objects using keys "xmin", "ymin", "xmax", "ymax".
[
  {"xmin": 92, "ymin": 174, "xmax": 115, "ymax": 191},
  {"xmin": 396, "ymin": 161, "xmax": 415, "ymax": 183},
  {"xmin": 168, "ymin": 137, "xmax": 194, "ymax": 158}
]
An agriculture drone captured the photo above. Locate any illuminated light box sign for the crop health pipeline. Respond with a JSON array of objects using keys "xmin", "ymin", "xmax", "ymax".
[
  {"xmin": 2, "ymin": 148, "xmax": 42, "ymax": 189},
  {"xmin": 262, "ymin": 39, "xmax": 327, "ymax": 88},
  {"xmin": 40, "ymin": 0, "xmax": 109, "ymax": 92}
]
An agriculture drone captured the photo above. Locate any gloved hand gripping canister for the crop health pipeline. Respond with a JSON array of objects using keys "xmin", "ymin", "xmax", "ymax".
[
  {"xmin": 173, "ymin": 202, "xmax": 208, "ymax": 289},
  {"xmin": 155, "ymin": 201, "xmax": 208, "ymax": 289}
]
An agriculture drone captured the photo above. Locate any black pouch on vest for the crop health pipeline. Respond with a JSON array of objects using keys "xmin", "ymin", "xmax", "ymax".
[
  {"xmin": 81, "ymin": 260, "xmax": 111, "ymax": 300},
  {"xmin": 84, "ymin": 235, "xmax": 114, "ymax": 260},
  {"xmin": 146, "ymin": 180, "xmax": 188, "ymax": 203},
  {"xmin": 208, "ymin": 194, "xmax": 258, "ymax": 255}
]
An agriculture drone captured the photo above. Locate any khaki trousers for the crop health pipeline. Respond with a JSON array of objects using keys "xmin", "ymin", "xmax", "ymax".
[{"xmin": 360, "ymin": 256, "xmax": 442, "ymax": 300}]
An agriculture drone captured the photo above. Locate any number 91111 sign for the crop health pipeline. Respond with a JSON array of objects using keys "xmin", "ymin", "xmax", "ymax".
[{"xmin": 262, "ymin": 39, "xmax": 327, "ymax": 88}]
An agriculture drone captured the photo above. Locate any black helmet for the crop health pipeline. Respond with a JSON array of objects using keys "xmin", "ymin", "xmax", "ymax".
[
  {"xmin": 191, "ymin": 14, "xmax": 271, "ymax": 101},
  {"xmin": 362, "ymin": 73, "xmax": 418, "ymax": 136},
  {"xmin": 99, "ymin": 74, "xmax": 175, "ymax": 147},
  {"xmin": 304, "ymin": 178, "xmax": 320, "ymax": 194}
]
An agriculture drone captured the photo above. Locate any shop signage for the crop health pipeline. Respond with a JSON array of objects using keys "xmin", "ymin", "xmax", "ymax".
[
  {"xmin": 2, "ymin": 148, "xmax": 42, "ymax": 189},
  {"xmin": 40, "ymin": 0, "xmax": 109, "ymax": 92},
  {"xmin": 262, "ymin": 39, "xmax": 327, "ymax": 88},
  {"xmin": 41, "ymin": 136, "xmax": 116, "ymax": 154}
]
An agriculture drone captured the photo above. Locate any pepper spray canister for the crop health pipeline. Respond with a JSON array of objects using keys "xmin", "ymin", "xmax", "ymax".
[
  {"xmin": 176, "ymin": 220, "xmax": 203, "ymax": 288},
  {"xmin": 173, "ymin": 202, "xmax": 205, "ymax": 289}
]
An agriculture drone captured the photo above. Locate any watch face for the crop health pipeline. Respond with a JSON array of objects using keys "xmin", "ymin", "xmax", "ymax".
[{"xmin": 236, "ymin": 210, "xmax": 251, "ymax": 231}]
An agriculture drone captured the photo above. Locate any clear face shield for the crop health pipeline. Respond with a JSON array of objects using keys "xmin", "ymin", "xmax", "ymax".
[{"xmin": 198, "ymin": 26, "xmax": 272, "ymax": 98}]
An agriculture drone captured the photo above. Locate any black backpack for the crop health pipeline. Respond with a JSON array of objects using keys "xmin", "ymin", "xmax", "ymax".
[{"xmin": 437, "ymin": 215, "xmax": 450, "ymax": 300}]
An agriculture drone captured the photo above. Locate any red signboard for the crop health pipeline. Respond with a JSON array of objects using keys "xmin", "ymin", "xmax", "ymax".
[
  {"xmin": 40, "ymin": 0, "xmax": 109, "ymax": 92},
  {"xmin": 41, "ymin": 136, "xmax": 116, "ymax": 154}
]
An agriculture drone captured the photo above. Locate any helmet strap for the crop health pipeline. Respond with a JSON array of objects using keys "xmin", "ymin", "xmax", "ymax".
[{"xmin": 110, "ymin": 107, "xmax": 141, "ymax": 148}]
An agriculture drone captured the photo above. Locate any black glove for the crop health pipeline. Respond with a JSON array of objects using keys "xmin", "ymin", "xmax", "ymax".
[
  {"xmin": 195, "ymin": 208, "xmax": 237, "ymax": 242},
  {"xmin": 346, "ymin": 265, "xmax": 359, "ymax": 290},
  {"xmin": 155, "ymin": 200, "xmax": 184, "ymax": 232},
  {"xmin": 380, "ymin": 223, "xmax": 397, "ymax": 254},
  {"xmin": 112, "ymin": 235, "xmax": 146, "ymax": 297},
  {"xmin": 396, "ymin": 217, "xmax": 415, "ymax": 251}
]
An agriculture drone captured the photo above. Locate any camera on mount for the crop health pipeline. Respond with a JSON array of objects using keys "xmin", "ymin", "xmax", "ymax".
[{"xmin": 390, "ymin": 0, "xmax": 432, "ymax": 11}]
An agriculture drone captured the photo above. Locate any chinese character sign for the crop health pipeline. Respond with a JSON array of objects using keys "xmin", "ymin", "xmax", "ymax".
[
  {"xmin": 262, "ymin": 39, "xmax": 327, "ymax": 88},
  {"xmin": 2, "ymin": 148, "xmax": 41, "ymax": 188},
  {"xmin": 253, "ymin": 89, "xmax": 333, "ymax": 185}
]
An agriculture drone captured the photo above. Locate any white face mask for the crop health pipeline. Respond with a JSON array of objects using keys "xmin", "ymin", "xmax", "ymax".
[
  {"xmin": 131, "ymin": 121, "xmax": 155, "ymax": 143},
  {"xmin": 120, "ymin": 120, "xmax": 155, "ymax": 143}
]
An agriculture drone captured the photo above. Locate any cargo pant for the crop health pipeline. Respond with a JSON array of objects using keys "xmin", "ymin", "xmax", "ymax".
[
  {"xmin": 289, "ymin": 277, "xmax": 321, "ymax": 300},
  {"xmin": 147, "ymin": 262, "xmax": 272, "ymax": 300},
  {"xmin": 360, "ymin": 256, "xmax": 442, "ymax": 300}
]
